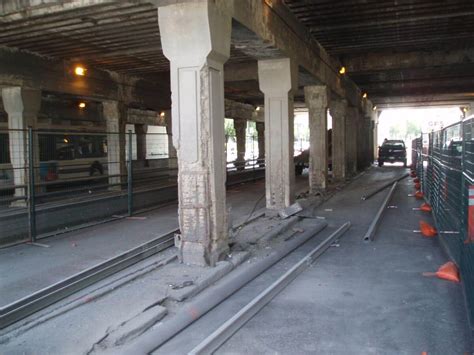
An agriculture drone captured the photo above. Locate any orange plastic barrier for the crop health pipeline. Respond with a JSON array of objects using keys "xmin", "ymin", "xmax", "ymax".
[
  {"xmin": 410, "ymin": 171, "xmax": 417, "ymax": 178},
  {"xmin": 420, "ymin": 220, "xmax": 437, "ymax": 237},
  {"xmin": 420, "ymin": 203, "xmax": 432, "ymax": 212},
  {"xmin": 436, "ymin": 262, "xmax": 460, "ymax": 283},
  {"xmin": 413, "ymin": 178, "xmax": 420, "ymax": 183},
  {"xmin": 415, "ymin": 182, "xmax": 421, "ymax": 190},
  {"xmin": 415, "ymin": 191, "xmax": 424, "ymax": 199}
]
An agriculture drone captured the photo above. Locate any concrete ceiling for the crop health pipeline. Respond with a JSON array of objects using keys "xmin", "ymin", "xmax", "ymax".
[
  {"xmin": 283, "ymin": 0, "xmax": 474, "ymax": 107},
  {"xmin": 2, "ymin": 1, "xmax": 473, "ymax": 108},
  {"xmin": 0, "ymin": 3, "xmax": 256, "ymax": 76},
  {"xmin": 0, "ymin": 2, "xmax": 283, "ymax": 106}
]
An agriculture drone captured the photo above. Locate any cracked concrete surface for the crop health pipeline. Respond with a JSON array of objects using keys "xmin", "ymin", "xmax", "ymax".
[{"xmin": 0, "ymin": 177, "xmax": 310, "ymax": 354}]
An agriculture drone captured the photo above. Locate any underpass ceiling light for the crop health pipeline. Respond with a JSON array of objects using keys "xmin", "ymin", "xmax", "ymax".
[
  {"xmin": 362, "ymin": 93, "xmax": 368, "ymax": 99},
  {"xmin": 78, "ymin": 102, "xmax": 86, "ymax": 109},
  {"xmin": 373, "ymin": 106, "xmax": 377, "ymax": 111},
  {"xmin": 256, "ymin": 106, "xmax": 261, "ymax": 111},
  {"xmin": 160, "ymin": 111, "xmax": 165, "ymax": 117},
  {"xmin": 339, "ymin": 66, "xmax": 346, "ymax": 75},
  {"xmin": 74, "ymin": 66, "xmax": 86, "ymax": 76}
]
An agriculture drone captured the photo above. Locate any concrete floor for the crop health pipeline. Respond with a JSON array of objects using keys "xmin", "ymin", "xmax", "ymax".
[
  {"xmin": 219, "ymin": 167, "xmax": 472, "ymax": 354},
  {"xmin": 1, "ymin": 167, "xmax": 471, "ymax": 354},
  {"xmin": 156, "ymin": 166, "xmax": 472, "ymax": 354},
  {"xmin": 0, "ymin": 176, "xmax": 309, "ymax": 307}
]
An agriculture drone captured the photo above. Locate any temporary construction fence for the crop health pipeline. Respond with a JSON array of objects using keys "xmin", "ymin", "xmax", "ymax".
[
  {"xmin": 412, "ymin": 116, "xmax": 474, "ymax": 328},
  {"xmin": 0, "ymin": 128, "xmax": 264, "ymax": 246}
]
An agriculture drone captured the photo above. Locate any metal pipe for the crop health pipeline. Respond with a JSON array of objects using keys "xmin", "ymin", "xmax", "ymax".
[
  {"xmin": 361, "ymin": 172, "xmax": 408, "ymax": 200},
  {"xmin": 190, "ymin": 222, "xmax": 351, "ymax": 355},
  {"xmin": 119, "ymin": 221, "xmax": 328, "ymax": 355},
  {"xmin": 363, "ymin": 181, "xmax": 398, "ymax": 242}
]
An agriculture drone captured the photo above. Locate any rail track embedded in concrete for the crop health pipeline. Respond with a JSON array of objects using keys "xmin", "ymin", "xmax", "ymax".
[{"xmin": 0, "ymin": 229, "xmax": 177, "ymax": 330}]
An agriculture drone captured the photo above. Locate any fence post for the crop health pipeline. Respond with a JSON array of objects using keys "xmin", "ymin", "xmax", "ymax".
[
  {"xmin": 127, "ymin": 130, "xmax": 133, "ymax": 216},
  {"xmin": 27, "ymin": 127, "xmax": 37, "ymax": 242}
]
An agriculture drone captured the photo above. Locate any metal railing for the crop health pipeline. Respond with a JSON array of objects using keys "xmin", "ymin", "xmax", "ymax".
[
  {"xmin": 0, "ymin": 128, "xmax": 265, "ymax": 245},
  {"xmin": 412, "ymin": 117, "xmax": 474, "ymax": 327}
]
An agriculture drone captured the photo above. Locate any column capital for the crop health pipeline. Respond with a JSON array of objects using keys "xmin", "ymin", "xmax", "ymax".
[
  {"xmin": 158, "ymin": 0, "xmax": 232, "ymax": 66},
  {"xmin": 2, "ymin": 87, "xmax": 41, "ymax": 117},
  {"xmin": 258, "ymin": 58, "xmax": 298, "ymax": 95},
  {"xmin": 233, "ymin": 118, "xmax": 247, "ymax": 130},
  {"xmin": 304, "ymin": 85, "xmax": 330, "ymax": 109}
]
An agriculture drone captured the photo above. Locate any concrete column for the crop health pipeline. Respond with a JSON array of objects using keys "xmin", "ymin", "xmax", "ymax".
[
  {"xmin": 305, "ymin": 85, "xmax": 330, "ymax": 192},
  {"xmin": 164, "ymin": 110, "xmax": 177, "ymax": 170},
  {"xmin": 103, "ymin": 100, "xmax": 126, "ymax": 189},
  {"xmin": 2, "ymin": 87, "xmax": 41, "ymax": 203},
  {"xmin": 159, "ymin": 1, "xmax": 232, "ymax": 266},
  {"xmin": 345, "ymin": 106, "xmax": 358, "ymax": 175},
  {"xmin": 330, "ymin": 99, "xmax": 347, "ymax": 181},
  {"xmin": 372, "ymin": 111, "xmax": 379, "ymax": 161},
  {"xmin": 234, "ymin": 118, "xmax": 246, "ymax": 171},
  {"xmin": 258, "ymin": 58, "xmax": 297, "ymax": 210},
  {"xmin": 359, "ymin": 114, "xmax": 372, "ymax": 169},
  {"xmin": 256, "ymin": 122, "xmax": 265, "ymax": 167},
  {"xmin": 367, "ymin": 117, "xmax": 374, "ymax": 166},
  {"xmin": 135, "ymin": 124, "xmax": 148, "ymax": 162}
]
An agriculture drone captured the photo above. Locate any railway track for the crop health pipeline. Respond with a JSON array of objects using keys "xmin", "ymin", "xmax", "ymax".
[
  {"xmin": 0, "ymin": 170, "xmax": 268, "ymax": 330},
  {"xmin": 0, "ymin": 229, "xmax": 177, "ymax": 330}
]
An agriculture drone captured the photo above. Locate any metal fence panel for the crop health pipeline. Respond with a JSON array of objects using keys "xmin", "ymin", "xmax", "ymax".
[
  {"xmin": 0, "ymin": 128, "xmax": 266, "ymax": 245},
  {"xmin": 414, "ymin": 118, "xmax": 474, "ymax": 326}
]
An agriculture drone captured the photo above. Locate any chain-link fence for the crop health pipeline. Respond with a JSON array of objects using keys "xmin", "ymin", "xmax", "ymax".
[
  {"xmin": 413, "ymin": 118, "xmax": 474, "ymax": 326},
  {"xmin": 0, "ymin": 127, "xmax": 265, "ymax": 246}
]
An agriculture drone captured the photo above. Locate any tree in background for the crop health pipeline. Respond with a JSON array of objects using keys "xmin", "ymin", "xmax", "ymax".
[{"xmin": 224, "ymin": 118, "xmax": 236, "ymax": 162}]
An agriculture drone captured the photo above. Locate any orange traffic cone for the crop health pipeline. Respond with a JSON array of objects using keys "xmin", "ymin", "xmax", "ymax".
[
  {"xmin": 415, "ymin": 190, "xmax": 424, "ymax": 199},
  {"xmin": 435, "ymin": 262, "xmax": 460, "ymax": 283},
  {"xmin": 420, "ymin": 203, "xmax": 432, "ymax": 212},
  {"xmin": 420, "ymin": 220, "xmax": 437, "ymax": 237},
  {"xmin": 413, "ymin": 178, "xmax": 420, "ymax": 183},
  {"xmin": 415, "ymin": 182, "xmax": 421, "ymax": 190}
]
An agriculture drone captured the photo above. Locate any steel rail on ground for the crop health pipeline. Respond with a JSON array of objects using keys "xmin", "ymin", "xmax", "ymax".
[{"xmin": 0, "ymin": 229, "xmax": 177, "ymax": 330}]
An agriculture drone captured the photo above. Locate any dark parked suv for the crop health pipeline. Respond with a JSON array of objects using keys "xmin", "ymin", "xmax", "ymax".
[{"xmin": 378, "ymin": 139, "xmax": 407, "ymax": 167}]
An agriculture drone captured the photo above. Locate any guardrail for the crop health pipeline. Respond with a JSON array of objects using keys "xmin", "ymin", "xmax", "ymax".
[{"xmin": 0, "ymin": 128, "xmax": 265, "ymax": 245}]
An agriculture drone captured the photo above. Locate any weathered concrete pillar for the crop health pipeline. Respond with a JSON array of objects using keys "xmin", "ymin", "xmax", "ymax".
[
  {"xmin": 258, "ymin": 58, "xmax": 297, "ymax": 210},
  {"xmin": 103, "ymin": 100, "xmax": 126, "ymax": 189},
  {"xmin": 256, "ymin": 122, "xmax": 265, "ymax": 166},
  {"xmin": 164, "ymin": 110, "xmax": 177, "ymax": 170},
  {"xmin": 159, "ymin": 1, "xmax": 232, "ymax": 266},
  {"xmin": 367, "ymin": 117, "xmax": 374, "ymax": 166},
  {"xmin": 305, "ymin": 85, "xmax": 330, "ymax": 192},
  {"xmin": 372, "ymin": 110, "xmax": 380, "ymax": 161},
  {"xmin": 135, "ymin": 124, "xmax": 148, "ymax": 162},
  {"xmin": 330, "ymin": 99, "xmax": 347, "ymax": 181},
  {"xmin": 2, "ymin": 87, "xmax": 41, "ymax": 204},
  {"xmin": 345, "ymin": 106, "xmax": 358, "ymax": 175},
  {"xmin": 234, "ymin": 118, "xmax": 246, "ymax": 171},
  {"xmin": 359, "ymin": 114, "xmax": 372, "ymax": 169}
]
